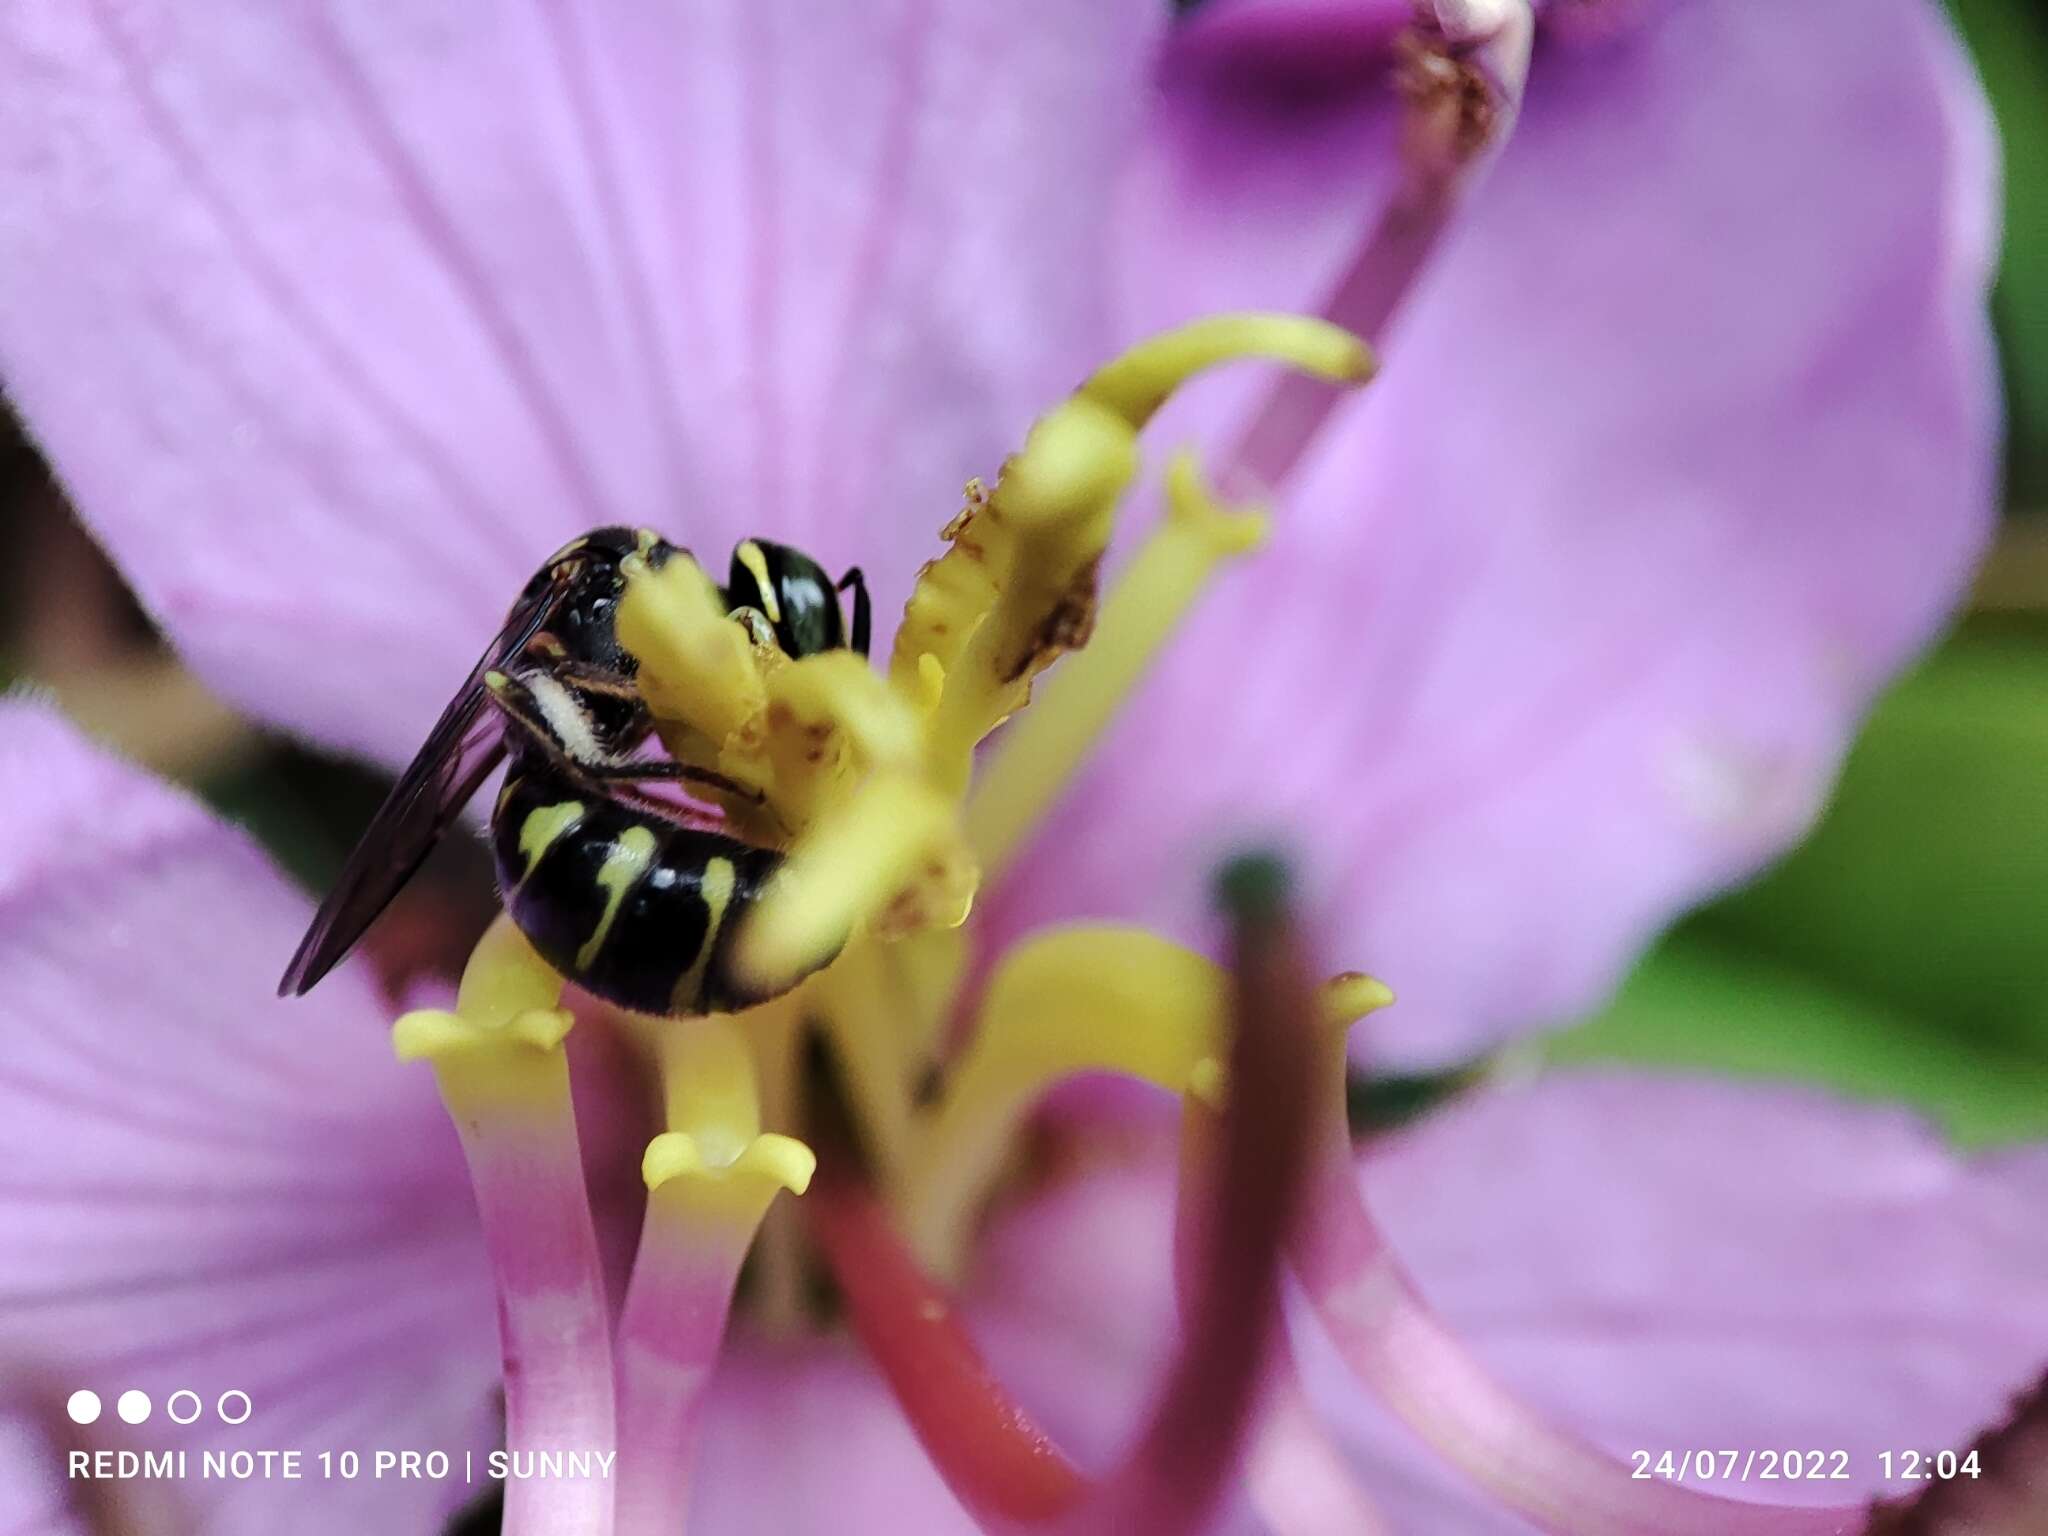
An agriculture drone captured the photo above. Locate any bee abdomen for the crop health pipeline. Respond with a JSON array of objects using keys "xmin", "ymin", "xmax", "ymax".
[{"xmin": 492, "ymin": 764, "xmax": 804, "ymax": 1016}]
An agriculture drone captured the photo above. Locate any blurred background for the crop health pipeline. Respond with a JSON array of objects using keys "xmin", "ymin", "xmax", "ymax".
[{"xmin": 1, "ymin": 0, "xmax": 2044, "ymax": 1147}]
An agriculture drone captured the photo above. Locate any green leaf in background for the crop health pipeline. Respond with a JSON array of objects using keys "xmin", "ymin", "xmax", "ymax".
[
  {"xmin": 1949, "ymin": 0, "xmax": 2048, "ymax": 501},
  {"xmin": 1549, "ymin": 931, "xmax": 2048, "ymax": 1147},
  {"xmin": 1546, "ymin": 619, "xmax": 2048, "ymax": 1145}
]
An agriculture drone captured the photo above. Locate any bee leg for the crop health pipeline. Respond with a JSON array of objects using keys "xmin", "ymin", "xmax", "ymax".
[
  {"xmin": 577, "ymin": 758, "xmax": 767, "ymax": 805},
  {"xmin": 836, "ymin": 567, "xmax": 871, "ymax": 658},
  {"xmin": 484, "ymin": 673, "xmax": 762, "ymax": 803},
  {"xmin": 725, "ymin": 605, "xmax": 779, "ymax": 649},
  {"xmin": 540, "ymin": 659, "xmax": 644, "ymax": 701},
  {"xmin": 482, "ymin": 668, "xmax": 577, "ymax": 757}
]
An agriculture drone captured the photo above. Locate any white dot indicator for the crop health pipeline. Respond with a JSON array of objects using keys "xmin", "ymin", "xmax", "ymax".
[
  {"xmin": 65, "ymin": 1390, "xmax": 101, "ymax": 1425},
  {"xmin": 167, "ymin": 1391, "xmax": 202, "ymax": 1426},
  {"xmin": 117, "ymin": 1390, "xmax": 152, "ymax": 1425},
  {"xmin": 217, "ymin": 1390, "xmax": 252, "ymax": 1425}
]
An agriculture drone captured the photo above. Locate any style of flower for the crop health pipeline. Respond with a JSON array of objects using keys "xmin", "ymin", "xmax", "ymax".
[{"xmin": 0, "ymin": 0, "xmax": 2036, "ymax": 1534}]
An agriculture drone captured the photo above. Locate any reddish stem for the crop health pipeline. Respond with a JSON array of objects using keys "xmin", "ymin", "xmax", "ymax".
[{"xmin": 809, "ymin": 857, "xmax": 1320, "ymax": 1535}]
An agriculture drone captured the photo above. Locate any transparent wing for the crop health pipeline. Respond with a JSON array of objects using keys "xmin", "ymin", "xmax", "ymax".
[{"xmin": 277, "ymin": 573, "xmax": 571, "ymax": 997}]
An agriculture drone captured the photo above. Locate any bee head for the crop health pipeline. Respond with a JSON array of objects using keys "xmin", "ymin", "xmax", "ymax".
[{"xmin": 725, "ymin": 539, "xmax": 850, "ymax": 659}]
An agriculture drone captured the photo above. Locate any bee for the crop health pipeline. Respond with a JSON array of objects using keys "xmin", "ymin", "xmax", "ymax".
[{"xmin": 279, "ymin": 526, "xmax": 870, "ymax": 1015}]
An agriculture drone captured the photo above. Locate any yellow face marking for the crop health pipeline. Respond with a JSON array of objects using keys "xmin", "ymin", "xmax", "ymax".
[
  {"xmin": 577, "ymin": 824, "xmax": 659, "ymax": 971},
  {"xmin": 735, "ymin": 541, "xmax": 781, "ymax": 623},
  {"xmin": 636, "ymin": 527, "xmax": 663, "ymax": 558},
  {"xmin": 518, "ymin": 800, "xmax": 586, "ymax": 881},
  {"xmin": 671, "ymin": 856, "xmax": 737, "ymax": 1013}
]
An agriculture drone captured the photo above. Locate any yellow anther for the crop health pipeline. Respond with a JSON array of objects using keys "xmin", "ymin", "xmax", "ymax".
[
  {"xmin": 967, "ymin": 453, "xmax": 1273, "ymax": 878},
  {"xmin": 616, "ymin": 552, "xmax": 772, "ymax": 753},
  {"xmin": 1194, "ymin": 973, "xmax": 1397, "ymax": 1106},
  {"xmin": 657, "ymin": 1016, "xmax": 769, "ymax": 1145},
  {"xmin": 391, "ymin": 916, "xmax": 577, "ymax": 1133},
  {"xmin": 909, "ymin": 400, "xmax": 1137, "ymax": 791},
  {"xmin": 1078, "ymin": 312, "xmax": 1373, "ymax": 429},
  {"xmin": 391, "ymin": 1005, "xmax": 574, "ymax": 1062},
  {"xmin": 736, "ymin": 773, "xmax": 970, "ymax": 994},
  {"xmin": 894, "ymin": 314, "xmax": 1368, "ymax": 814},
  {"xmin": 911, "ymin": 652, "xmax": 947, "ymax": 715},
  {"xmin": 640, "ymin": 1014, "xmax": 816, "ymax": 1230},
  {"xmin": 1323, "ymin": 971, "xmax": 1397, "ymax": 1026},
  {"xmin": 641, "ymin": 1130, "xmax": 815, "ymax": 1198},
  {"xmin": 769, "ymin": 653, "xmax": 922, "ymax": 769},
  {"xmin": 756, "ymin": 652, "xmax": 925, "ymax": 834}
]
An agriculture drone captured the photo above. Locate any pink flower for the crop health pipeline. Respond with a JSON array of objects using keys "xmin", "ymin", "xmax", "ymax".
[
  {"xmin": 0, "ymin": 0, "xmax": 1997, "ymax": 1065},
  {"xmin": 3, "ymin": 706, "xmax": 2045, "ymax": 1536},
  {"xmin": 0, "ymin": 1, "xmax": 2033, "ymax": 1534}
]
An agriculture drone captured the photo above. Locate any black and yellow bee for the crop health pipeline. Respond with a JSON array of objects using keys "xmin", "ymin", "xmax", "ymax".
[{"xmin": 279, "ymin": 526, "xmax": 869, "ymax": 1016}]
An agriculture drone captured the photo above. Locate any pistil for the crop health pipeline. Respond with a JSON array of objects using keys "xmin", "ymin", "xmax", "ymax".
[{"xmin": 391, "ymin": 916, "xmax": 615, "ymax": 1536}]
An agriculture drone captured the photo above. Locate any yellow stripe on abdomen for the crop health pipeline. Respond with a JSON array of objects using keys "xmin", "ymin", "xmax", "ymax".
[
  {"xmin": 518, "ymin": 800, "xmax": 587, "ymax": 881},
  {"xmin": 671, "ymin": 856, "xmax": 737, "ymax": 1013},
  {"xmin": 577, "ymin": 825, "xmax": 658, "ymax": 971}
]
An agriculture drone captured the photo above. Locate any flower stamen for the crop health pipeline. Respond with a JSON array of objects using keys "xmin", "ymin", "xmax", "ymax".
[
  {"xmin": 391, "ymin": 916, "xmax": 615, "ymax": 1536},
  {"xmin": 965, "ymin": 454, "xmax": 1272, "ymax": 882},
  {"xmin": 614, "ymin": 1010, "xmax": 814, "ymax": 1536},
  {"xmin": 903, "ymin": 922, "xmax": 1388, "ymax": 1274}
]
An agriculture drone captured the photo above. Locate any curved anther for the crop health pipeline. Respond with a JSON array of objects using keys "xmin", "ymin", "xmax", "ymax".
[
  {"xmin": 1079, "ymin": 313, "xmax": 1372, "ymax": 431},
  {"xmin": 966, "ymin": 453, "xmax": 1273, "ymax": 880}
]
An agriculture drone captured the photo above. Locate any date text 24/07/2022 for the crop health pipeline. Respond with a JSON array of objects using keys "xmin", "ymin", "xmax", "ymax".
[{"xmin": 1629, "ymin": 1449, "xmax": 1983, "ymax": 1484}]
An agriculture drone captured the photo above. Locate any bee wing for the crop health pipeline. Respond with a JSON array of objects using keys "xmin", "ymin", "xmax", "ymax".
[{"xmin": 277, "ymin": 575, "xmax": 572, "ymax": 997}]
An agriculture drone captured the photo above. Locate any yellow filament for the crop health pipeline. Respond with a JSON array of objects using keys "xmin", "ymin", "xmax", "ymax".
[
  {"xmin": 807, "ymin": 939, "xmax": 921, "ymax": 1189},
  {"xmin": 903, "ymin": 926, "xmax": 1392, "ymax": 1271},
  {"xmin": 744, "ymin": 992, "xmax": 812, "ymax": 1335},
  {"xmin": 902, "ymin": 926, "xmax": 1224, "ymax": 1269},
  {"xmin": 966, "ymin": 453, "xmax": 1271, "ymax": 881}
]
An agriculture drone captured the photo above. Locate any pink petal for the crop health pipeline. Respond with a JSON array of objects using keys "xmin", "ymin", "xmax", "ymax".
[
  {"xmin": 688, "ymin": 1343, "xmax": 982, "ymax": 1535},
  {"xmin": 993, "ymin": 0, "xmax": 1999, "ymax": 1064},
  {"xmin": 1304, "ymin": 1072, "xmax": 2048, "ymax": 1530},
  {"xmin": 0, "ymin": 1402, "xmax": 91, "ymax": 1536},
  {"xmin": 0, "ymin": 0, "xmax": 1162, "ymax": 765},
  {"xmin": 0, "ymin": 702, "xmax": 498, "ymax": 1533}
]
